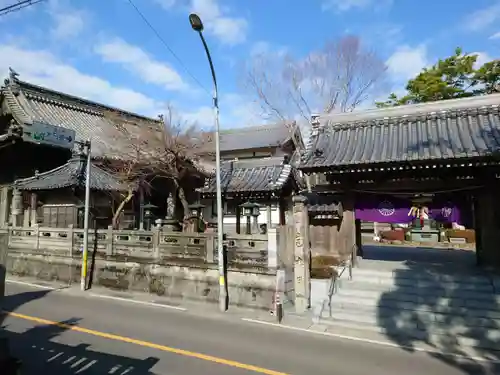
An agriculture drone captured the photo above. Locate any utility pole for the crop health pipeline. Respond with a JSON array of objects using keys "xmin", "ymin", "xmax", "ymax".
[
  {"xmin": 0, "ymin": 0, "xmax": 46, "ymax": 17},
  {"xmin": 80, "ymin": 140, "xmax": 91, "ymax": 291}
]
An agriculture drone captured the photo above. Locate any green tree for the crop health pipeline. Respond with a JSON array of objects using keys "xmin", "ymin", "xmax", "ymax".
[{"xmin": 376, "ymin": 47, "xmax": 499, "ymax": 108}]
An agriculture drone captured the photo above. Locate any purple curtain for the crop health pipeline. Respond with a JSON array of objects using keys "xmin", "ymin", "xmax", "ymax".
[
  {"xmin": 355, "ymin": 196, "xmax": 461, "ymax": 224},
  {"xmin": 355, "ymin": 196, "xmax": 413, "ymax": 224}
]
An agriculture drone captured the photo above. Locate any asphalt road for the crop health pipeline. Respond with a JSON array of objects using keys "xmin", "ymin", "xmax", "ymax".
[{"xmin": 1, "ymin": 282, "xmax": 498, "ymax": 375}]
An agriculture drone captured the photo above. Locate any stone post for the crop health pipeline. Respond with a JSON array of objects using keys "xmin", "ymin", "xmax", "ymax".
[
  {"xmin": 10, "ymin": 189, "xmax": 21, "ymax": 227},
  {"xmin": 206, "ymin": 233, "xmax": 215, "ymax": 263},
  {"xmin": 30, "ymin": 193, "xmax": 37, "ymax": 226},
  {"xmin": 67, "ymin": 224, "xmax": 74, "ymax": 256},
  {"xmin": 33, "ymin": 224, "xmax": 40, "ymax": 251},
  {"xmin": 106, "ymin": 225, "xmax": 114, "ymax": 256},
  {"xmin": 0, "ymin": 187, "xmax": 10, "ymax": 228},
  {"xmin": 292, "ymin": 194, "xmax": 310, "ymax": 313},
  {"xmin": 152, "ymin": 226, "xmax": 160, "ymax": 260},
  {"xmin": 267, "ymin": 227, "xmax": 278, "ymax": 269}
]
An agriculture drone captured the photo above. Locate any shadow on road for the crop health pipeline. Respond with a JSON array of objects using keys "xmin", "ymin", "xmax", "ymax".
[
  {"xmin": 1, "ymin": 276, "xmax": 160, "ymax": 374},
  {"xmin": 368, "ymin": 245, "xmax": 500, "ymax": 375}
]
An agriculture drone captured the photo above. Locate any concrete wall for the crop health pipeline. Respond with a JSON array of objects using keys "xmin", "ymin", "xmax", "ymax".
[{"xmin": 5, "ymin": 249, "xmax": 278, "ymax": 310}]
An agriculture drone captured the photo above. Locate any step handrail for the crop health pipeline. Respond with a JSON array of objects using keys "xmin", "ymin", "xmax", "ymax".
[{"xmin": 326, "ymin": 244, "xmax": 356, "ymax": 313}]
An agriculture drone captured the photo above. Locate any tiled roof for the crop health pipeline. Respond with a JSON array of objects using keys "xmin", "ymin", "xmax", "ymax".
[
  {"xmin": 199, "ymin": 156, "xmax": 301, "ymax": 196},
  {"xmin": 1, "ymin": 73, "xmax": 162, "ymax": 159},
  {"xmin": 14, "ymin": 155, "xmax": 129, "ymax": 192},
  {"xmin": 300, "ymin": 94, "xmax": 500, "ymax": 170},
  {"xmin": 202, "ymin": 122, "xmax": 302, "ymax": 153},
  {"xmin": 305, "ymin": 192, "xmax": 343, "ymax": 219}
]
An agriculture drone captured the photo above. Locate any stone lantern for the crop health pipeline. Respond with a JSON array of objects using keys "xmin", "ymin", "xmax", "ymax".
[
  {"xmin": 240, "ymin": 201, "xmax": 259, "ymax": 234},
  {"xmin": 143, "ymin": 203, "xmax": 157, "ymax": 231},
  {"xmin": 188, "ymin": 202, "xmax": 206, "ymax": 232}
]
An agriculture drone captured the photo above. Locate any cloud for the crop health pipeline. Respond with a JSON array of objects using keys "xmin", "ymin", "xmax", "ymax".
[
  {"xmin": 464, "ymin": 2, "xmax": 500, "ymax": 31},
  {"xmin": 182, "ymin": 93, "xmax": 262, "ymax": 128},
  {"xmin": 94, "ymin": 38, "xmax": 189, "ymax": 92},
  {"xmin": 154, "ymin": 0, "xmax": 177, "ymax": 9},
  {"xmin": 386, "ymin": 44, "xmax": 428, "ymax": 81},
  {"xmin": 189, "ymin": 0, "xmax": 248, "ymax": 45},
  {"xmin": 0, "ymin": 43, "xmax": 161, "ymax": 115},
  {"xmin": 472, "ymin": 51, "xmax": 492, "ymax": 69},
  {"xmin": 250, "ymin": 41, "xmax": 288, "ymax": 58},
  {"xmin": 47, "ymin": 0, "xmax": 89, "ymax": 40},
  {"xmin": 490, "ymin": 31, "xmax": 500, "ymax": 39},
  {"xmin": 322, "ymin": 0, "xmax": 393, "ymax": 12}
]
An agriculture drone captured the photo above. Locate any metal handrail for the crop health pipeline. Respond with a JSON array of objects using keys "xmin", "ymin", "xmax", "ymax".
[{"xmin": 326, "ymin": 244, "xmax": 356, "ymax": 312}]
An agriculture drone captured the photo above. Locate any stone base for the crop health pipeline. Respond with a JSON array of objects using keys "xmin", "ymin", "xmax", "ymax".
[{"xmin": 6, "ymin": 251, "xmax": 277, "ymax": 310}]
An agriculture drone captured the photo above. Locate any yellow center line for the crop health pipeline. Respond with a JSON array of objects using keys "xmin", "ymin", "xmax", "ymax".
[{"xmin": 3, "ymin": 311, "xmax": 289, "ymax": 375}]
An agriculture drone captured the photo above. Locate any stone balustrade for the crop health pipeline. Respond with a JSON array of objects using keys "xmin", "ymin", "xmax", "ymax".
[{"xmin": 6, "ymin": 225, "xmax": 278, "ymax": 269}]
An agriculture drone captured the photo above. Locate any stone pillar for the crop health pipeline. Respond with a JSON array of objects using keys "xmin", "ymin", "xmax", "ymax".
[
  {"xmin": 10, "ymin": 189, "xmax": 22, "ymax": 227},
  {"xmin": 0, "ymin": 187, "xmax": 10, "ymax": 228},
  {"xmin": 292, "ymin": 194, "xmax": 310, "ymax": 313}
]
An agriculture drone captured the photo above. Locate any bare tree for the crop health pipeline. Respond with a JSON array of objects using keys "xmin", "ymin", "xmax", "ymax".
[
  {"xmin": 101, "ymin": 106, "xmax": 211, "ymax": 227},
  {"xmin": 98, "ymin": 112, "xmax": 156, "ymax": 228},
  {"xmin": 244, "ymin": 36, "xmax": 388, "ymax": 122},
  {"xmin": 149, "ymin": 105, "xmax": 212, "ymax": 218}
]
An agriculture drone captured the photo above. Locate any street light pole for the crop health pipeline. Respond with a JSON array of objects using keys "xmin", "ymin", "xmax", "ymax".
[
  {"xmin": 189, "ymin": 13, "xmax": 227, "ymax": 312},
  {"xmin": 80, "ymin": 140, "xmax": 91, "ymax": 291}
]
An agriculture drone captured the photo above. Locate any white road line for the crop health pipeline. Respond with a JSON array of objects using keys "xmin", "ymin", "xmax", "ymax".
[
  {"xmin": 6, "ymin": 279, "xmax": 187, "ymax": 311},
  {"xmin": 241, "ymin": 318, "xmax": 500, "ymax": 364},
  {"xmin": 6, "ymin": 279, "xmax": 58, "ymax": 290},
  {"xmin": 87, "ymin": 293, "xmax": 187, "ymax": 311}
]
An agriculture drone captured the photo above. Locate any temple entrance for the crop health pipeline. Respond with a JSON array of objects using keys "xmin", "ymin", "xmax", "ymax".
[{"xmin": 355, "ymin": 190, "xmax": 477, "ymax": 269}]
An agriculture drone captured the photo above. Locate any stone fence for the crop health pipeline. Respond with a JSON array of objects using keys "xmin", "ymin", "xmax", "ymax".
[
  {"xmin": 1, "ymin": 225, "xmax": 294, "ymax": 311},
  {"xmin": 6, "ymin": 225, "xmax": 277, "ymax": 270}
]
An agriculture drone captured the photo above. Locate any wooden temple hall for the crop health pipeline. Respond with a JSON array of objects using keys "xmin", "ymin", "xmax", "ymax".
[
  {"xmin": 0, "ymin": 70, "xmax": 207, "ymax": 229},
  {"xmin": 198, "ymin": 156, "xmax": 303, "ymax": 233},
  {"xmin": 298, "ymin": 94, "xmax": 500, "ymax": 268}
]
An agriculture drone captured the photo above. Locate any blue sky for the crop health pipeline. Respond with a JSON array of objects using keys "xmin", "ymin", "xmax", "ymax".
[{"xmin": 0, "ymin": 0, "xmax": 498, "ymax": 128}]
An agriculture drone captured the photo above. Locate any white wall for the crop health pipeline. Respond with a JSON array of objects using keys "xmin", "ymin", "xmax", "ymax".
[{"xmin": 201, "ymin": 199, "xmax": 285, "ymax": 232}]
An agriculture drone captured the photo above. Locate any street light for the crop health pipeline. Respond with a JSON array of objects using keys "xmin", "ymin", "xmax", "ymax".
[{"xmin": 189, "ymin": 13, "xmax": 227, "ymax": 312}]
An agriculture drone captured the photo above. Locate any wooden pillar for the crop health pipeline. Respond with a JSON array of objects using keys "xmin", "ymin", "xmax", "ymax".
[
  {"xmin": 355, "ymin": 218, "xmax": 363, "ymax": 260},
  {"xmin": 235, "ymin": 202, "xmax": 241, "ymax": 234},
  {"xmin": 476, "ymin": 188, "xmax": 500, "ymax": 269},
  {"xmin": 472, "ymin": 194, "xmax": 483, "ymax": 266},
  {"xmin": 337, "ymin": 194, "xmax": 356, "ymax": 263},
  {"xmin": 266, "ymin": 204, "xmax": 272, "ymax": 228},
  {"xmin": 292, "ymin": 194, "xmax": 310, "ymax": 313},
  {"xmin": 278, "ymin": 197, "xmax": 286, "ymax": 225}
]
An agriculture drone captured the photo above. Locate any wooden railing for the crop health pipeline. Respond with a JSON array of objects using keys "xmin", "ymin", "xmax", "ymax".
[{"xmin": 6, "ymin": 225, "xmax": 276, "ymax": 268}]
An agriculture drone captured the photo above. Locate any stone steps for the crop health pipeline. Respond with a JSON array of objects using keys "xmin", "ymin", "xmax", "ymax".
[
  {"xmin": 346, "ymin": 271, "xmax": 498, "ymax": 291},
  {"xmin": 317, "ymin": 265, "xmax": 500, "ymax": 352},
  {"xmin": 335, "ymin": 281, "xmax": 500, "ymax": 305},
  {"xmin": 322, "ymin": 302, "xmax": 500, "ymax": 329},
  {"xmin": 320, "ymin": 316, "xmax": 500, "ymax": 351}
]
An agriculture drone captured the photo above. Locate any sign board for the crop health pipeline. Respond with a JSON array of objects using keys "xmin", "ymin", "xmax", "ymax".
[{"xmin": 25, "ymin": 121, "xmax": 76, "ymax": 150}]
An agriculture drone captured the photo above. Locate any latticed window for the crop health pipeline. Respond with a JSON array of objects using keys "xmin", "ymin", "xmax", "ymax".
[{"xmin": 41, "ymin": 205, "xmax": 78, "ymax": 228}]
